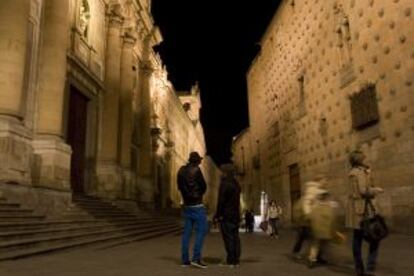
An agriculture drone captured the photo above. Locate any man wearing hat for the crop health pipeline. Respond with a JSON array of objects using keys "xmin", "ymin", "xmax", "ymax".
[{"xmin": 177, "ymin": 151, "xmax": 208, "ymax": 268}]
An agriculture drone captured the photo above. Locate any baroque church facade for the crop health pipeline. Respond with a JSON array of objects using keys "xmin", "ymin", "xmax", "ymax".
[
  {"xmin": 0, "ymin": 0, "xmax": 220, "ymax": 214},
  {"xmin": 233, "ymin": 0, "xmax": 414, "ymax": 233}
]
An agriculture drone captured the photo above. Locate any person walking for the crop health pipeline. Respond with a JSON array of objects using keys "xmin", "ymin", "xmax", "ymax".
[
  {"xmin": 244, "ymin": 209, "xmax": 255, "ymax": 233},
  {"xmin": 266, "ymin": 200, "xmax": 282, "ymax": 238},
  {"xmin": 307, "ymin": 191, "xmax": 343, "ymax": 268},
  {"xmin": 215, "ymin": 164, "xmax": 241, "ymax": 268},
  {"xmin": 292, "ymin": 175, "xmax": 328, "ymax": 264},
  {"xmin": 346, "ymin": 150, "xmax": 384, "ymax": 276},
  {"xmin": 177, "ymin": 151, "xmax": 208, "ymax": 269}
]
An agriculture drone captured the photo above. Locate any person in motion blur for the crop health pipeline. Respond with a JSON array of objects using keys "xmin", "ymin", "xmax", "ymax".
[
  {"xmin": 291, "ymin": 175, "xmax": 329, "ymax": 266},
  {"xmin": 307, "ymin": 189, "xmax": 344, "ymax": 268}
]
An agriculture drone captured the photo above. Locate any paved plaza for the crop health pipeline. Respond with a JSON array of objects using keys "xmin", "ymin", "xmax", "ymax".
[{"xmin": 0, "ymin": 230, "xmax": 413, "ymax": 276}]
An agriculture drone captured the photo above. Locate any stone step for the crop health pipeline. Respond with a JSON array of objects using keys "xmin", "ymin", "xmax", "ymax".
[
  {"xmin": 0, "ymin": 220, "xmax": 176, "ymax": 243},
  {"xmin": 66, "ymin": 209, "xmax": 130, "ymax": 215},
  {"xmin": 78, "ymin": 213, "xmax": 136, "ymax": 220},
  {"xmin": 0, "ymin": 215, "xmax": 44, "ymax": 221},
  {"xmin": 0, "ymin": 217, "xmax": 176, "ymax": 232},
  {"xmin": 0, "ymin": 224, "xmax": 183, "ymax": 261},
  {"xmin": 72, "ymin": 198, "xmax": 114, "ymax": 205},
  {"xmin": 0, "ymin": 222, "xmax": 181, "ymax": 256},
  {"xmin": 0, "ymin": 219, "xmax": 107, "ymax": 231},
  {"xmin": 58, "ymin": 214, "xmax": 95, "ymax": 220},
  {"xmin": 0, "ymin": 203, "xmax": 21, "ymax": 209},
  {"xmin": 94, "ymin": 227, "xmax": 183, "ymax": 250},
  {"xmin": 73, "ymin": 201, "xmax": 115, "ymax": 207},
  {"xmin": 0, "ymin": 209, "xmax": 33, "ymax": 214}
]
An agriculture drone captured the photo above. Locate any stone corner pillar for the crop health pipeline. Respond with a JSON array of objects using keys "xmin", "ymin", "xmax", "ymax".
[
  {"xmin": 136, "ymin": 61, "xmax": 156, "ymax": 207},
  {"xmin": 0, "ymin": 116, "xmax": 32, "ymax": 185},
  {"xmin": 95, "ymin": 12, "xmax": 124, "ymax": 200},
  {"xmin": 95, "ymin": 160, "xmax": 122, "ymax": 200},
  {"xmin": 32, "ymin": 0, "xmax": 72, "ymax": 192},
  {"xmin": 118, "ymin": 31, "xmax": 137, "ymax": 200},
  {"xmin": 32, "ymin": 136, "xmax": 72, "ymax": 190},
  {"xmin": 0, "ymin": 1, "xmax": 32, "ymax": 185}
]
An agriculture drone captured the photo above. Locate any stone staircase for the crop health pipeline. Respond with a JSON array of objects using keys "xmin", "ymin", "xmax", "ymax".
[{"xmin": 0, "ymin": 195, "xmax": 182, "ymax": 261}]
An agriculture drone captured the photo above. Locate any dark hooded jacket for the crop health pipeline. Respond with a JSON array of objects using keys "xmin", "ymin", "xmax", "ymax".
[{"xmin": 215, "ymin": 176, "xmax": 241, "ymax": 224}]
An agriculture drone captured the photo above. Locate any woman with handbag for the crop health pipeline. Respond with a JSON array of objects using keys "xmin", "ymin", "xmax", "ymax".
[
  {"xmin": 346, "ymin": 150, "xmax": 384, "ymax": 276},
  {"xmin": 266, "ymin": 200, "xmax": 282, "ymax": 238}
]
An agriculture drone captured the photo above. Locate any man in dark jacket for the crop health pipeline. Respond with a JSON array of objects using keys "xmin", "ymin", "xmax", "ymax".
[
  {"xmin": 215, "ymin": 164, "xmax": 241, "ymax": 267},
  {"xmin": 177, "ymin": 151, "xmax": 208, "ymax": 269}
]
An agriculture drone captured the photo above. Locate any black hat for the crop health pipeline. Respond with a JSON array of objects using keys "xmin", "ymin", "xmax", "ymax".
[{"xmin": 189, "ymin": 151, "xmax": 203, "ymax": 163}]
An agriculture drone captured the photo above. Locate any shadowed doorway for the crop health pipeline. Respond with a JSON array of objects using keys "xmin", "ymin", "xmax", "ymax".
[{"xmin": 67, "ymin": 86, "xmax": 89, "ymax": 194}]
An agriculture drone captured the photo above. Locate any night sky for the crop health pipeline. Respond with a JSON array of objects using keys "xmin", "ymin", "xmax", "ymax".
[{"xmin": 152, "ymin": 0, "xmax": 282, "ymax": 165}]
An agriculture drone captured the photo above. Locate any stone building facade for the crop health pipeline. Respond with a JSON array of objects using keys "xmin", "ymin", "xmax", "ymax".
[
  {"xmin": 0, "ymin": 0, "xmax": 219, "ymax": 214},
  {"xmin": 233, "ymin": 0, "xmax": 414, "ymax": 233}
]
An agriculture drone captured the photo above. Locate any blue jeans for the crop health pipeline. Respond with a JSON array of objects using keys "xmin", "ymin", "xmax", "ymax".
[
  {"xmin": 181, "ymin": 206, "xmax": 207, "ymax": 263},
  {"xmin": 353, "ymin": 229, "xmax": 380, "ymax": 273}
]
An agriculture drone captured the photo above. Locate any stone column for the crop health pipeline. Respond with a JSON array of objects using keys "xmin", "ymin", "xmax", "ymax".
[
  {"xmin": 137, "ymin": 60, "xmax": 155, "ymax": 208},
  {"xmin": 96, "ymin": 11, "xmax": 123, "ymax": 199},
  {"xmin": 118, "ymin": 30, "xmax": 137, "ymax": 200},
  {"xmin": 0, "ymin": 0, "xmax": 32, "ymax": 185},
  {"xmin": 32, "ymin": 0, "xmax": 72, "ymax": 190}
]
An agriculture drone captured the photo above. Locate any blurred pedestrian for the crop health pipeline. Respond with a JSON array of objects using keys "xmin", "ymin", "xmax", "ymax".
[
  {"xmin": 307, "ymin": 191, "xmax": 343, "ymax": 268},
  {"xmin": 291, "ymin": 175, "xmax": 328, "ymax": 264}
]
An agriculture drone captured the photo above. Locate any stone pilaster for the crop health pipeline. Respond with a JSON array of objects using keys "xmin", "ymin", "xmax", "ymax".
[
  {"xmin": 0, "ymin": 1, "xmax": 32, "ymax": 185},
  {"xmin": 136, "ymin": 61, "xmax": 155, "ymax": 207},
  {"xmin": 96, "ymin": 11, "xmax": 123, "ymax": 199},
  {"xmin": 32, "ymin": 0, "xmax": 71, "ymax": 191},
  {"xmin": 118, "ymin": 30, "xmax": 137, "ymax": 200},
  {"xmin": 0, "ymin": 0, "xmax": 30, "ymax": 118}
]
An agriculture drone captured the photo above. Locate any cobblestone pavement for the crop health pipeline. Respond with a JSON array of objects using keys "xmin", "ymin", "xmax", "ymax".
[{"xmin": 0, "ymin": 230, "xmax": 413, "ymax": 276}]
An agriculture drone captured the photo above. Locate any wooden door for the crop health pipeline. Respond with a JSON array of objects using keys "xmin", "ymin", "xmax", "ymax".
[{"xmin": 67, "ymin": 87, "xmax": 89, "ymax": 194}]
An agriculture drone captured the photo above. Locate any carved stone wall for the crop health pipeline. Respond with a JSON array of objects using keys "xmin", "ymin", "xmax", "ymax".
[
  {"xmin": 149, "ymin": 69, "xmax": 220, "ymax": 210},
  {"xmin": 242, "ymin": 0, "xmax": 414, "ymax": 233},
  {"xmin": 1, "ymin": 0, "xmax": 217, "ymax": 215}
]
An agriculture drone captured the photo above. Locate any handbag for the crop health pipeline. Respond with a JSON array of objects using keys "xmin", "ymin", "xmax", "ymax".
[
  {"xmin": 259, "ymin": 221, "xmax": 268, "ymax": 232},
  {"xmin": 360, "ymin": 197, "xmax": 389, "ymax": 242}
]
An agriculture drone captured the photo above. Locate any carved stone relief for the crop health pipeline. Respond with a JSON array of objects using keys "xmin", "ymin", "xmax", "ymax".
[
  {"xmin": 334, "ymin": 3, "xmax": 352, "ymax": 67},
  {"xmin": 78, "ymin": 0, "xmax": 90, "ymax": 37}
]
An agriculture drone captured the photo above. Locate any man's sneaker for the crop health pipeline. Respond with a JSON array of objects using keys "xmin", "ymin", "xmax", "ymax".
[
  {"xmin": 181, "ymin": 261, "xmax": 191, "ymax": 267},
  {"xmin": 191, "ymin": 260, "xmax": 207, "ymax": 269}
]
